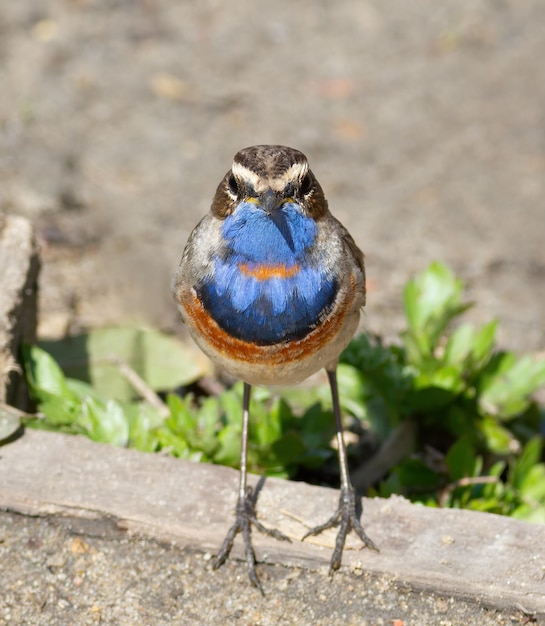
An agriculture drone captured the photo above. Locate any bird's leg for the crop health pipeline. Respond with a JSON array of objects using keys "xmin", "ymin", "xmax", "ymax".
[
  {"xmin": 213, "ymin": 382, "xmax": 291, "ymax": 593},
  {"xmin": 302, "ymin": 368, "xmax": 379, "ymax": 573}
]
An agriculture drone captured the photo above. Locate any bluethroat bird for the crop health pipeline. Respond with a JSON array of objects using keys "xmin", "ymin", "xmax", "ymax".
[{"xmin": 172, "ymin": 145, "xmax": 378, "ymax": 592}]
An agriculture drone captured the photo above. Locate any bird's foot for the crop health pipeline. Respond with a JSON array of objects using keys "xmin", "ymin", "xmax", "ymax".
[
  {"xmin": 302, "ymin": 484, "xmax": 378, "ymax": 574},
  {"xmin": 213, "ymin": 485, "xmax": 291, "ymax": 594}
]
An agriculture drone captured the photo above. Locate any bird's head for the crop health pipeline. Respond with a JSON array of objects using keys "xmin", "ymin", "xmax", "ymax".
[{"xmin": 211, "ymin": 145, "xmax": 328, "ymax": 220}]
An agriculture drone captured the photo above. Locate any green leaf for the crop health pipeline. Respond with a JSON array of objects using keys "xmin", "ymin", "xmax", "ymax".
[
  {"xmin": 124, "ymin": 402, "xmax": 163, "ymax": 451},
  {"xmin": 300, "ymin": 403, "xmax": 335, "ymax": 449},
  {"xmin": 155, "ymin": 427, "xmax": 193, "ymax": 458},
  {"xmin": 37, "ymin": 393, "xmax": 83, "ymax": 427},
  {"xmin": 254, "ymin": 397, "xmax": 286, "ymax": 447},
  {"xmin": 511, "ymin": 437, "xmax": 542, "ymax": 490},
  {"xmin": 80, "ymin": 397, "xmax": 129, "ymax": 447},
  {"xmin": 66, "ymin": 378, "xmax": 109, "ymax": 403},
  {"xmin": 446, "ymin": 438, "xmax": 476, "ymax": 481},
  {"xmin": 402, "ymin": 262, "xmax": 471, "ymax": 361},
  {"xmin": 470, "ymin": 320, "xmax": 497, "ymax": 366},
  {"xmin": 443, "ymin": 320, "xmax": 497, "ymax": 373},
  {"xmin": 214, "ymin": 425, "xmax": 241, "ymax": 468},
  {"xmin": 510, "ymin": 502, "xmax": 545, "ymax": 523},
  {"xmin": 466, "ymin": 498, "xmax": 507, "ymax": 515},
  {"xmin": 443, "ymin": 323, "xmax": 474, "ymax": 366},
  {"xmin": 166, "ymin": 393, "xmax": 196, "ymax": 435},
  {"xmin": 478, "ymin": 415, "xmax": 515, "ymax": 454},
  {"xmin": 379, "ymin": 458, "xmax": 440, "ymax": 498},
  {"xmin": 23, "ymin": 344, "xmax": 75, "ymax": 402},
  {"xmin": 39, "ymin": 327, "xmax": 212, "ymax": 402},
  {"xmin": 271, "ymin": 432, "xmax": 307, "ymax": 468},
  {"xmin": 479, "ymin": 354, "xmax": 545, "ymax": 419},
  {"xmin": 164, "ymin": 393, "xmax": 220, "ymax": 458},
  {"xmin": 219, "ymin": 389, "xmax": 243, "ymax": 427},
  {"xmin": 518, "ymin": 463, "xmax": 545, "ymax": 503},
  {"xmin": 406, "ymin": 385, "xmax": 457, "ymax": 413},
  {"xmin": 196, "ymin": 396, "xmax": 222, "ymax": 451},
  {"xmin": 336, "ymin": 364, "xmax": 368, "ymax": 421},
  {"xmin": 337, "ymin": 343, "xmax": 409, "ymax": 435},
  {"xmin": 414, "ymin": 364, "xmax": 465, "ymax": 394},
  {"xmin": 482, "ymin": 461, "xmax": 507, "ymax": 501}
]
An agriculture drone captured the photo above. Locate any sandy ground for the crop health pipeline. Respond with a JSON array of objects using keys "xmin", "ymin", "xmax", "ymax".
[
  {"xmin": 1, "ymin": 0, "xmax": 545, "ymax": 623},
  {"xmin": 0, "ymin": 511, "xmax": 532, "ymax": 626}
]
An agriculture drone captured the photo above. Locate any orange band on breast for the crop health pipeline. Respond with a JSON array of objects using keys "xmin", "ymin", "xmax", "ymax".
[{"xmin": 238, "ymin": 262, "xmax": 300, "ymax": 280}]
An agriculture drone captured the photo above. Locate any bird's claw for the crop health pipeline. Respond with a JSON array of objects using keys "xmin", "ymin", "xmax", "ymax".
[
  {"xmin": 302, "ymin": 485, "xmax": 378, "ymax": 574},
  {"xmin": 213, "ymin": 486, "xmax": 291, "ymax": 594}
]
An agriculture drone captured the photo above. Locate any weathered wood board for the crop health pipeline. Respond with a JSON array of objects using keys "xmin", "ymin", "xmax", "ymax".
[{"xmin": 0, "ymin": 430, "xmax": 543, "ymax": 613}]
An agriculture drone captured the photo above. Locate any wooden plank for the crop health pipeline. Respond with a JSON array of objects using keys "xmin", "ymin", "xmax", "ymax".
[{"xmin": 0, "ymin": 429, "xmax": 544, "ymax": 613}]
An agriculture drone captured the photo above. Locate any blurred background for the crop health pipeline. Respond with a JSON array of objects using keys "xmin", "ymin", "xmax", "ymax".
[{"xmin": 1, "ymin": 0, "xmax": 544, "ymax": 352}]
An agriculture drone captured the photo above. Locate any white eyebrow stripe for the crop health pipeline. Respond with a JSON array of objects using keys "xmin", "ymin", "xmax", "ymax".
[
  {"xmin": 282, "ymin": 162, "xmax": 308, "ymax": 182},
  {"xmin": 269, "ymin": 162, "xmax": 308, "ymax": 192},
  {"xmin": 231, "ymin": 162, "xmax": 260, "ymax": 188},
  {"xmin": 232, "ymin": 161, "xmax": 309, "ymax": 193}
]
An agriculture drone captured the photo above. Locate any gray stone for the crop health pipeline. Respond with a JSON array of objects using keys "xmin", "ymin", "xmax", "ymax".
[{"xmin": 0, "ymin": 215, "xmax": 40, "ymax": 409}]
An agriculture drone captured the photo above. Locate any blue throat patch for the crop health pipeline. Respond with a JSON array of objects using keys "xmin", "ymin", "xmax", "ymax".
[{"xmin": 198, "ymin": 201, "xmax": 338, "ymax": 344}]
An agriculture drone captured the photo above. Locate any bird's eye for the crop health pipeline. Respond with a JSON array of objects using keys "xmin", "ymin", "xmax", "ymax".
[
  {"xmin": 300, "ymin": 172, "xmax": 313, "ymax": 196},
  {"xmin": 228, "ymin": 173, "xmax": 238, "ymax": 196}
]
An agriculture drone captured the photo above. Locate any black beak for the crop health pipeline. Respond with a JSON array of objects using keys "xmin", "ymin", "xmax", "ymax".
[{"xmin": 259, "ymin": 189, "xmax": 280, "ymax": 215}]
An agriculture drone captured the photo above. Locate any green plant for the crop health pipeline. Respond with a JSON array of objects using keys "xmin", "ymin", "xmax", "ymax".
[
  {"xmin": 13, "ymin": 262, "xmax": 545, "ymax": 521},
  {"xmin": 340, "ymin": 262, "xmax": 545, "ymax": 520},
  {"xmin": 20, "ymin": 341, "xmax": 334, "ymax": 479}
]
